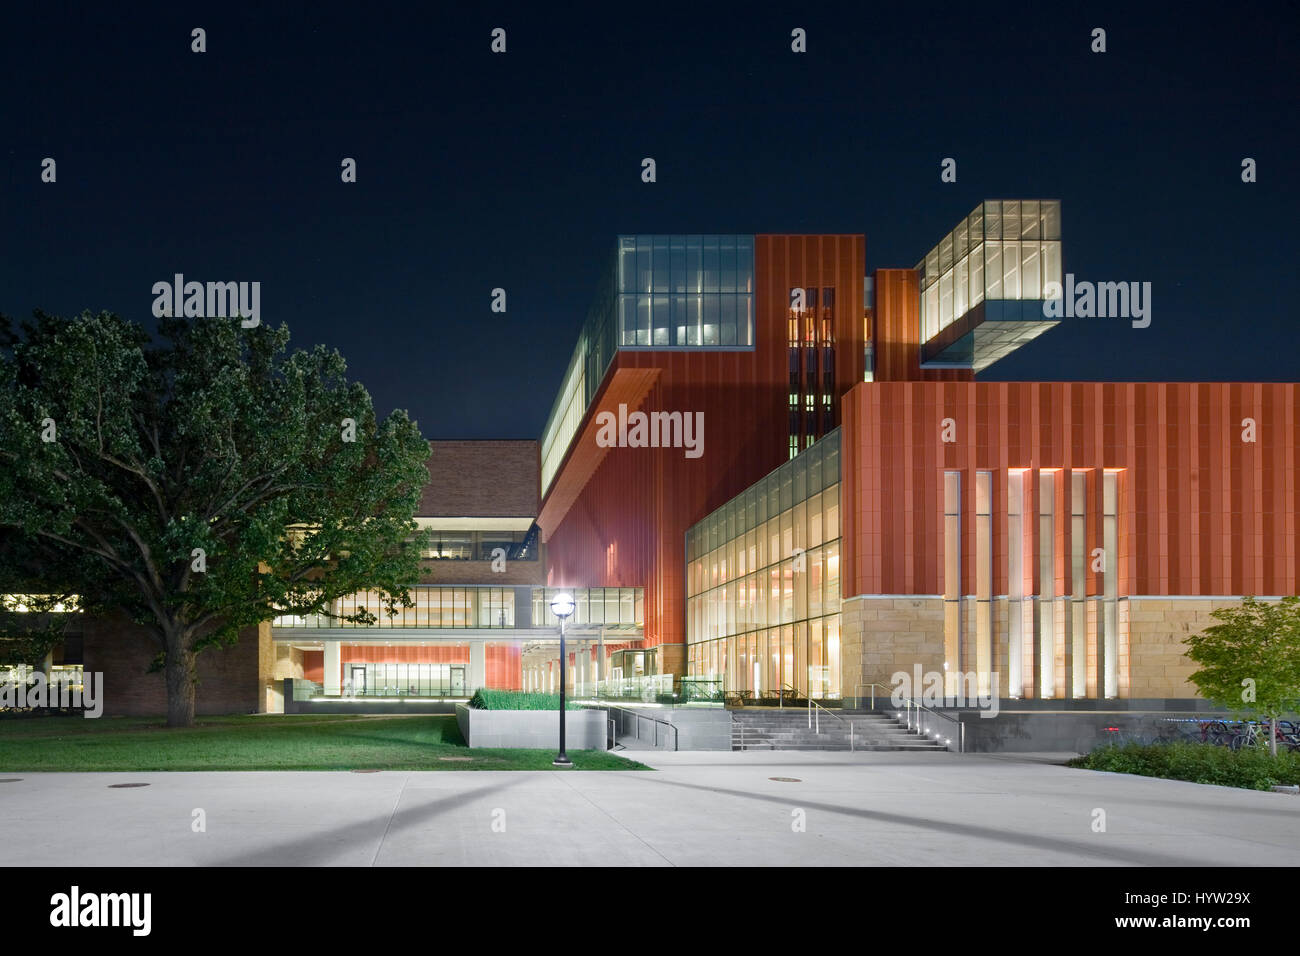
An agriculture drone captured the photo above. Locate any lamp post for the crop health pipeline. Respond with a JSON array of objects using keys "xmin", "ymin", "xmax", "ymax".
[{"xmin": 550, "ymin": 592, "xmax": 576, "ymax": 767}]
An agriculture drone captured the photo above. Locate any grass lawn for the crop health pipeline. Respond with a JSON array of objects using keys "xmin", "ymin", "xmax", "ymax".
[{"xmin": 0, "ymin": 714, "xmax": 648, "ymax": 772}]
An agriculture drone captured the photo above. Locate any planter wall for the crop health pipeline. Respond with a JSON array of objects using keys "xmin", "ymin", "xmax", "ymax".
[{"xmin": 455, "ymin": 703, "xmax": 608, "ymax": 750}]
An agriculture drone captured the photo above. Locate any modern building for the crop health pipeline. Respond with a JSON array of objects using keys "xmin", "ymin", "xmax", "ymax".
[
  {"xmin": 540, "ymin": 209, "xmax": 1299, "ymax": 720},
  {"xmin": 5, "ymin": 203, "xmax": 1297, "ymax": 733}
]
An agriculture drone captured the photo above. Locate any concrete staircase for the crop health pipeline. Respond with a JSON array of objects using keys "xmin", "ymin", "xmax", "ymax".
[{"xmin": 730, "ymin": 709, "xmax": 949, "ymax": 751}]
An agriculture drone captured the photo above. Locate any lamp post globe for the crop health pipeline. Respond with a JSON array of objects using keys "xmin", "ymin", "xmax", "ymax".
[
  {"xmin": 550, "ymin": 593, "xmax": 576, "ymax": 766},
  {"xmin": 550, "ymin": 593, "xmax": 575, "ymax": 619}
]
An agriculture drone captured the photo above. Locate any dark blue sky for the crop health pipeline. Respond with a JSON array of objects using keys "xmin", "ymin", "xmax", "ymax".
[{"xmin": 4, "ymin": 1, "xmax": 1297, "ymax": 439}]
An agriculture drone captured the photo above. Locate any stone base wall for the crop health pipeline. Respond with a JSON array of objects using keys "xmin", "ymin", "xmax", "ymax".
[
  {"xmin": 1127, "ymin": 598, "xmax": 1249, "ymax": 699},
  {"xmin": 842, "ymin": 593, "xmax": 1268, "ymax": 705},
  {"xmin": 841, "ymin": 596, "xmax": 946, "ymax": 700}
]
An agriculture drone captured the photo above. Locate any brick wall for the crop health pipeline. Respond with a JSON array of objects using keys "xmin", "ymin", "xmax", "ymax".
[
  {"xmin": 420, "ymin": 440, "xmax": 539, "ymax": 516},
  {"xmin": 418, "ymin": 553, "xmax": 545, "ymax": 586},
  {"xmin": 82, "ymin": 612, "xmax": 266, "ymax": 716}
]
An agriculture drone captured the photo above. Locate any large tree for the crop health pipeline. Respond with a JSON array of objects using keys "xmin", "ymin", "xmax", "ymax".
[
  {"xmin": 1185, "ymin": 596, "xmax": 1300, "ymax": 756},
  {"xmin": 0, "ymin": 311, "xmax": 430, "ymax": 726}
]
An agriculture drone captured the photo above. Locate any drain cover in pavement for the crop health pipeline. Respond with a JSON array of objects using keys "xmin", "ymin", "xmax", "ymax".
[
  {"xmin": 108, "ymin": 783, "xmax": 150, "ymax": 788},
  {"xmin": 769, "ymin": 777, "xmax": 802, "ymax": 782},
  {"xmin": 0, "ymin": 778, "xmax": 22, "ymax": 783},
  {"xmin": 351, "ymin": 769, "xmax": 381, "ymax": 773}
]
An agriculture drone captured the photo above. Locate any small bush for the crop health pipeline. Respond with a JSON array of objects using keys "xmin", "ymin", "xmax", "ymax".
[
  {"xmin": 1070, "ymin": 741, "xmax": 1300, "ymax": 791},
  {"xmin": 468, "ymin": 689, "xmax": 581, "ymax": 711}
]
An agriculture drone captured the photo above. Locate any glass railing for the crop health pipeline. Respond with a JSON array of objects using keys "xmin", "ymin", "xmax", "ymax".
[
  {"xmin": 584, "ymin": 674, "xmax": 674, "ymax": 703},
  {"xmin": 290, "ymin": 677, "xmax": 473, "ymax": 700},
  {"xmin": 573, "ymin": 674, "xmax": 723, "ymax": 707},
  {"xmin": 679, "ymin": 677, "xmax": 724, "ymax": 703},
  {"xmin": 290, "ymin": 679, "xmax": 324, "ymax": 701}
]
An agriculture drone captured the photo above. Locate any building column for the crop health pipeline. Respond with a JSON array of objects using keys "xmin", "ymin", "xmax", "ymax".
[
  {"xmin": 470, "ymin": 641, "xmax": 486, "ymax": 692},
  {"xmin": 324, "ymin": 641, "xmax": 341, "ymax": 696}
]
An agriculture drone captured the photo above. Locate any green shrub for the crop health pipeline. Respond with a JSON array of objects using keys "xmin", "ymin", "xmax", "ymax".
[
  {"xmin": 1070, "ymin": 742, "xmax": 1300, "ymax": 791},
  {"xmin": 468, "ymin": 689, "xmax": 581, "ymax": 711}
]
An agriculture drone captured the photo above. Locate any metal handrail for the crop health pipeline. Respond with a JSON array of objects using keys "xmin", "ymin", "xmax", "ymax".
[
  {"xmin": 603, "ymin": 703, "xmax": 678, "ymax": 751},
  {"xmin": 896, "ymin": 696, "xmax": 964, "ymax": 752},
  {"xmin": 853, "ymin": 682, "xmax": 893, "ymax": 710},
  {"xmin": 782, "ymin": 684, "xmax": 856, "ymax": 751}
]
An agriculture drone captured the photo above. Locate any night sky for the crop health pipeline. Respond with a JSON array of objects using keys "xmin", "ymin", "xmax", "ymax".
[{"xmin": 4, "ymin": 2, "xmax": 1297, "ymax": 440}]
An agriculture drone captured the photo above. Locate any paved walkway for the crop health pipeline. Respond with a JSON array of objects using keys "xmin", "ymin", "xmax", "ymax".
[{"xmin": 3, "ymin": 751, "xmax": 1297, "ymax": 866}]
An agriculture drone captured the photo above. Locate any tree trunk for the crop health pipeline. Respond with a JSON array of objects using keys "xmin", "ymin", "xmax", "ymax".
[
  {"xmin": 164, "ymin": 642, "xmax": 197, "ymax": 728},
  {"xmin": 1270, "ymin": 716, "xmax": 1278, "ymax": 758}
]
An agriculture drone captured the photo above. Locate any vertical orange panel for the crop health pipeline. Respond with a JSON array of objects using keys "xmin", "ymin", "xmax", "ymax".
[{"xmin": 840, "ymin": 381, "xmax": 1298, "ymax": 602}]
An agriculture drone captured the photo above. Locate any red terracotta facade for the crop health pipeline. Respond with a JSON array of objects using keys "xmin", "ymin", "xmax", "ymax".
[
  {"xmin": 842, "ymin": 381, "xmax": 1299, "ymax": 598},
  {"xmin": 540, "ymin": 236, "xmax": 867, "ymax": 669}
]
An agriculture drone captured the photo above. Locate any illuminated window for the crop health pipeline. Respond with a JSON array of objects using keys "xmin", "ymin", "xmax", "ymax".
[
  {"xmin": 1103, "ymin": 471, "xmax": 1120, "ymax": 698},
  {"xmin": 1071, "ymin": 471, "xmax": 1087, "ymax": 698},
  {"xmin": 1039, "ymin": 471, "xmax": 1057, "ymax": 698},
  {"xmin": 943, "ymin": 472, "xmax": 961, "ymax": 684},
  {"xmin": 1007, "ymin": 471, "xmax": 1030, "ymax": 698},
  {"xmin": 975, "ymin": 472, "xmax": 992, "ymax": 697},
  {"xmin": 1, "ymin": 594, "xmax": 80, "ymax": 613}
]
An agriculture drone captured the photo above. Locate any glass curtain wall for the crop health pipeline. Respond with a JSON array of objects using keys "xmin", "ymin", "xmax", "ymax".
[
  {"xmin": 420, "ymin": 529, "xmax": 536, "ymax": 561},
  {"xmin": 343, "ymin": 660, "xmax": 470, "ymax": 697},
  {"xmin": 685, "ymin": 430, "xmax": 842, "ymax": 699},
  {"xmin": 532, "ymin": 587, "xmax": 644, "ymax": 628},
  {"xmin": 275, "ymin": 587, "xmax": 644, "ymax": 630},
  {"xmin": 541, "ymin": 254, "xmax": 618, "ymax": 495},
  {"xmin": 617, "ymin": 236, "xmax": 755, "ymax": 348},
  {"xmin": 332, "ymin": 588, "xmax": 512, "ymax": 628}
]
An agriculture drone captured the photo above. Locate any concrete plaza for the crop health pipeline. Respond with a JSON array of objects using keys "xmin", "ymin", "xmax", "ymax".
[{"xmin": 3, "ymin": 751, "xmax": 1297, "ymax": 866}]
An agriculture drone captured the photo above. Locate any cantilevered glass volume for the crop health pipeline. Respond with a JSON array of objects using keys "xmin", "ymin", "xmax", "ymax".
[{"xmin": 917, "ymin": 200, "xmax": 1063, "ymax": 371}]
